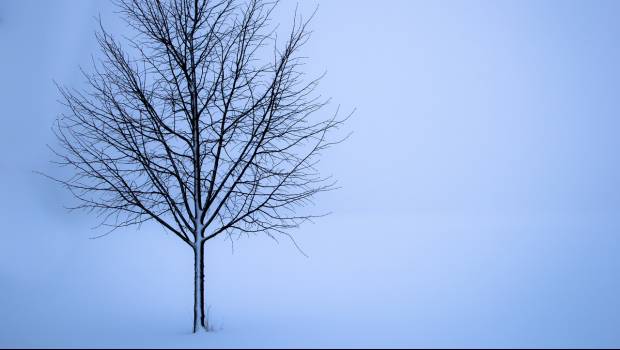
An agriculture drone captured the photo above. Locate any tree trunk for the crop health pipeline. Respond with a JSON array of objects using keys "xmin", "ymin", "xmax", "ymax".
[{"xmin": 193, "ymin": 241, "xmax": 206, "ymax": 332}]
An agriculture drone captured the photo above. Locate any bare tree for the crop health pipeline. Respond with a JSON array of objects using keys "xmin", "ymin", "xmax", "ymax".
[{"xmin": 48, "ymin": 0, "xmax": 347, "ymax": 333}]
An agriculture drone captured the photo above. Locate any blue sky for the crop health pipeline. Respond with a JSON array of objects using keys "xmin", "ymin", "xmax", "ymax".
[{"xmin": 1, "ymin": 0, "xmax": 620, "ymax": 347}]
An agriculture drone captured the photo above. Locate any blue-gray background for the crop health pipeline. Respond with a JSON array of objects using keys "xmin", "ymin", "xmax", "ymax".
[{"xmin": 1, "ymin": 0, "xmax": 620, "ymax": 347}]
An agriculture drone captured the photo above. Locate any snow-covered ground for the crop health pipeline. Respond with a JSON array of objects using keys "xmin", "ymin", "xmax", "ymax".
[{"xmin": 2, "ymin": 212, "xmax": 620, "ymax": 348}]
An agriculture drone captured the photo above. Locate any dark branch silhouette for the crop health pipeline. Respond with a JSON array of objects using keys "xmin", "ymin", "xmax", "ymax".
[{"xmin": 47, "ymin": 0, "xmax": 348, "ymax": 332}]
